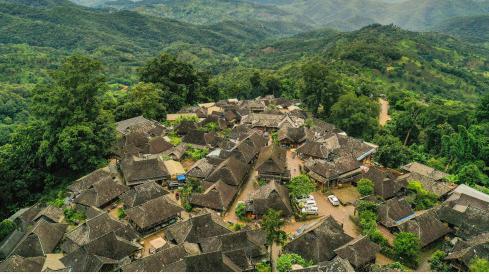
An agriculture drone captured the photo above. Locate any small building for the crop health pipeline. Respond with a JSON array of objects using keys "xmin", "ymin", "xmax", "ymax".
[
  {"xmin": 120, "ymin": 181, "xmax": 169, "ymax": 208},
  {"xmin": 73, "ymin": 176, "xmax": 128, "ymax": 208},
  {"xmin": 189, "ymin": 181, "xmax": 239, "ymax": 212},
  {"xmin": 163, "ymin": 144, "xmax": 188, "ymax": 161},
  {"xmin": 247, "ymin": 180, "xmax": 292, "ymax": 217},
  {"xmin": 120, "ymin": 155, "xmax": 169, "ymax": 186},
  {"xmin": 116, "ymin": 116, "xmax": 157, "ymax": 135},
  {"xmin": 277, "ymin": 126, "xmax": 306, "ymax": 147},
  {"xmin": 33, "ymin": 205, "xmax": 64, "ymax": 224},
  {"xmin": 186, "ymin": 158, "xmax": 214, "ymax": 179},
  {"xmin": 399, "ymin": 209, "xmax": 451, "ymax": 247},
  {"xmin": 398, "ymin": 162, "xmax": 456, "ymax": 197},
  {"xmin": 164, "ymin": 212, "xmax": 232, "ymax": 244},
  {"xmin": 377, "ymin": 197, "xmax": 415, "ymax": 228},
  {"xmin": 334, "ymin": 236, "xmax": 380, "ymax": 270},
  {"xmin": 206, "ymin": 156, "xmax": 250, "ymax": 187},
  {"xmin": 446, "ymin": 232, "xmax": 489, "ymax": 271},
  {"xmin": 255, "ymin": 144, "xmax": 290, "ymax": 181},
  {"xmin": 163, "ymin": 160, "xmax": 186, "ymax": 180},
  {"xmin": 284, "ymin": 216, "xmax": 353, "ymax": 264},
  {"xmin": 126, "ymin": 196, "xmax": 183, "ymax": 234},
  {"xmin": 122, "ymin": 244, "xmax": 195, "ymax": 272}
]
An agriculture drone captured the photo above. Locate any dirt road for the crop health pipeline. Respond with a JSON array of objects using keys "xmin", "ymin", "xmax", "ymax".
[{"xmin": 379, "ymin": 98, "xmax": 391, "ymax": 126}]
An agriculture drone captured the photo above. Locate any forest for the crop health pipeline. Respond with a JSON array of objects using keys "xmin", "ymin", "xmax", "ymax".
[{"xmin": 0, "ymin": 0, "xmax": 488, "ymax": 224}]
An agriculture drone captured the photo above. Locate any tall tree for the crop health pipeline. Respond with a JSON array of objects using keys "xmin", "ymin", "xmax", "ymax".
[{"xmin": 32, "ymin": 55, "xmax": 115, "ymax": 171}]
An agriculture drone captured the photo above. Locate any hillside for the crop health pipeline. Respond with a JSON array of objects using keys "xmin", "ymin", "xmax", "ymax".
[
  {"xmin": 245, "ymin": 25, "xmax": 489, "ymax": 101},
  {"xmin": 433, "ymin": 15, "xmax": 489, "ymax": 44}
]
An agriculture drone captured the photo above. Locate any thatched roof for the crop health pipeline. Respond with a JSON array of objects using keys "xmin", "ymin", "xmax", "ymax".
[
  {"xmin": 256, "ymin": 144, "xmax": 288, "ymax": 176},
  {"xmin": 249, "ymin": 180, "xmax": 292, "ymax": 216},
  {"xmin": 120, "ymin": 155, "xmax": 169, "ymax": 185}
]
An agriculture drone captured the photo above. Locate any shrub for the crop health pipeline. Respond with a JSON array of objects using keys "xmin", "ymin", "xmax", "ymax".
[
  {"xmin": 430, "ymin": 250, "xmax": 451, "ymax": 272},
  {"xmin": 393, "ymin": 232, "xmax": 420, "ymax": 267},
  {"xmin": 277, "ymin": 253, "xmax": 313, "ymax": 272},
  {"xmin": 261, "ymin": 209, "xmax": 286, "ymax": 244},
  {"xmin": 357, "ymin": 178, "xmax": 374, "ymax": 196},
  {"xmin": 185, "ymin": 146, "xmax": 209, "ymax": 161},
  {"xmin": 287, "ymin": 174, "xmax": 316, "ymax": 199},
  {"xmin": 0, "ymin": 219, "xmax": 17, "ymax": 241},
  {"xmin": 235, "ymin": 202, "xmax": 247, "ymax": 221},
  {"xmin": 407, "ymin": 181, "xmax": 438, "ymax": 210},
  {"xmin": 469, "ymin": 258, "xmax": 489, "ymax": 272},
  {"xmin": 256, "ymin": 261, "xmax": 272, "ymax": 272},
  {"xmin": 117, "ymin": 208, "xmax": 126, "ymax": 219},
  {"xmin": 64, "ymin": 208, "xmax": 86, "ymax": 225}
]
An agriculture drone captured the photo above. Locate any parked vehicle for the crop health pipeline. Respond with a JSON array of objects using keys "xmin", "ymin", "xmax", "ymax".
[
  {"xmin": 328, "ymin": 195, "xmax": 340, "ymax": 206},
  {"xmin": 301, "ymin": 206, "xmax": 319, "ymax": 215},
  {"xmin": 296, "ymin": 195, "xmax": 315, "ymax": 204},
  {"xmin": 169, "ymin": 181, "xmax": 184, "ymax": 189}
]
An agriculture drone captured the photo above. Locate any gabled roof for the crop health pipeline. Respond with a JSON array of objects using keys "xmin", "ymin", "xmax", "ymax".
[
  {"xmin": 396, "ymin": 172, "xmax": 456, "ymax": 197},
  {"xmin": 120, "ymin": 155, "xmax": 169, "ymax": 185},
  {"xmin": 206, "ymin": 156, "xmax": 250, "ymax": 186},
  {"xmin": 362, "ymin": 166, "xmax": 404, "ymax": 199},
  {"xmin": 74, "ymin": 176, "xmax": 128, "ymax": 208},
  {"xmin": 189, "ymin": 181, "xmax": 238, "ymax": 211},
  {"xmin": 377, "ymin": 197, "xmax": 415, "ymax": 227},
  {"xmin": 317, "ymin": 256, "xmax": 355, "ymax": 272},
  {"xmin": 11, "ymin": 219, "xmax": 67, "ymax": 258},
  {"xmin": 126, "ymin": 196, "xmax": 183, "ymax": 230},
  {"xmin": 446, "ymin": 233, "xmax": 489, "ymax": 267},
  {"xmin": 0, "ymin": 255, "xmax": 45, "ymax": 272},
  {"xmin": 163, "ymin": 143, "xmax": 187, "ymax": 160},
  {"xmin": 402, "ymin": 162, "xmax": 449, "ymax": 181},
  {"xmin": 61, "ymin": 247, "xmax": 119, "ymax": 272},
  {"xmin": 175, "ymin": 120, "xmax": 197, "ymax": 135},
  {"xmin": 121, "ymin": 244, "xmax": 191, "ymax": 272},
  {"xmin": 116, "ymin": 116, "xmax": 155, "ymax": 135},
  {"xmin": 399, "ymin": 209, "xmax": 451, "ymax": 247},
  {"xmin": 147, "ymin": 136, "xmax": 173, "ymax": 154},
  {"xmin": 334, "ymin": 236, "xmax": 380, "ymax": 268},
  {"xmin": 83, "ymin": 231, "xmax": 140, "ymax": 260},
  {"xmin": 182, "ymin": 130, "xmax": 208, "ymax": 146},
  {"xmin": 120, "ymin": 181, "xmax": 168, "ymax": 208},
  {"xmin": 164, "ymin": 212, "xmax": 231, "ymax": 244},
  {"xmin": 297, "ymin": 141, "xmax": 330, "ymax": 159},
  {"xmin": 182, "ymin": 251, "xmax": 242, "ymax": 272},
  {"xmin": 63, "ymin": 212, "xmax": 139, "ymax": 251},
  {"xmin": 33, "ymin": 205, "xmax": 64, "ymax": 223},
  {"xmin": 278, "ymin": 126, "xmax": 307, "ymax": 144},
  {"xmin": 437, "ymin": 199, "xmax": 489, "ymax": 240},
  {"xmin": 249, "ymin": 181, "xmax": 292, "ymax": 216},
  {"xmin": 255, "ymin": 144, "xmax": 288, "ymax": 175},
  {"xmin": 187, "ymin": 158, "xmax": 214, "ymax": 179},
  {"xmin": 284, "ymin": 216, "xmax": 353, "ymax": 263},
  {"xmin": 68, "ymin": 167, "xmax": 113, "ymax": 194}
]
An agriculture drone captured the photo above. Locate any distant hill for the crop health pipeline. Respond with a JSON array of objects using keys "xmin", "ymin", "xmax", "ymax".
[
  {"xmin": 0, "ymin": 0, "xmax": 306, "ymax": 84},
  {"xmin": 433, "ymin": 15, "xmax": 489, "ymax": 44}
]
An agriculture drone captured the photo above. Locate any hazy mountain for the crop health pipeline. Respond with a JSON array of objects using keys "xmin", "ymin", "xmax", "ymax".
[{"xmin": 433, "ymin": 15, "xmax": 489, "ymax": 43}]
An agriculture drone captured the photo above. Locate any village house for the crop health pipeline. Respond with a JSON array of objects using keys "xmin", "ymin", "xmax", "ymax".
[
  {"xmin": 446, "ymin": 232, "xmax": 489, "ymax": 271},
  {"xmin": 163, "ymin": 143, "xmax": 188, "ymax": 161},
  {"xmin": 247, "ymin": 180, "xmax": 293, "ymax": 217},
  {"xmin": 186, "ymin": 158, "xmax": 215, "ymax": 179},
  {"xmin": 122, "ymin": 244, "xmax": 198, "ymax": 272},
  {"xmin": 277, "ymin": 126, "xmax": 307, "ymax": 147},
  {"xmin": 119, "ymin": 155, "xmax": 169, "ymax": 186},
  {"xmin": 0, "ymin": 255, "xmax": 46, "ymax": 272},
  {"xmin": 398, "ymin": 162, "xmax": 457, "ymax": 197},
  {"xmin": 73, "ymin": 176, "xmax": 128, "ymax": 209},
  {"xmin": 115, "ymin": 116, "xmax": 163, "ymax": 136},
  {"xmin": 377, "ymin": 197, "xmax": 415, "ymax": 228},
  {"xmin": 398, "ymin": 209, "xmax": 451, "ymax": 247},
  {"xmin": 206, "ymin": 156, "xmax": 251, "ymax": 186},
  {"xmin": 334, "ymin": 236, "xmax": 380, "ymax": 270},
  {"xmin": 126, "ymin": 196, "xmax": 183, "ymax": 234},
  {"xmin": 284, "ymin": 216, "xmax": 353, "ymax": 264},
  {"xmin": 120, "ymin": 181, "xmax": 168, "ymax": 208},
  {"xmin": 255, "ymin": 144, "xmax": 290, "ymax": 181},
  {"xmin": 189, "ymin": 181, "xmax": 238, "ymax": 212},
  {"xmin": 360, "ymin": 166, "xmax": 405, "ymax": 199}
]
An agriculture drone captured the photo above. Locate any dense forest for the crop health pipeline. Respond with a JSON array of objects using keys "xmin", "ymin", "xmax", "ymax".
[{"xmin": 0, "ymin": 0, "xmax": 488, "ymax": 227}]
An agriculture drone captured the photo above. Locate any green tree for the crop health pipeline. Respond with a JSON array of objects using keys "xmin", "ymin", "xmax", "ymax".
[
  {"xmin": 261, "ymin": 208, "xmax": 286, "ymax": 244},
  {"xmin": 256, "ymin": 261, "xmax": 272, "ymax": 272},
  {"xmin": 286, "ymin": 174, "xmax": 316, "ymax": 199},
  {"xmin": 406, "ymin": 181, "xmax": 438, "ymax": 210},
  {"xmin": 32, "ymin": 55, "xmax": 115, "ymax": 172},
  {"xmin": 476, "ymin": 93, "xmax": 489, "ymax": 123},
  {"xmin": 0, "ymin": 219, "xmax": 16, "ymax": 241},
  {"xmin": 276, "ymin": 253, "xmax": 313, "ymax": 272},
  {"xmin": 357, "ymin": 178, "xmax": 374, "ymax": 196},
  {"xmin": 330, "ymin": 93, "xmax": 379, "ymax": 139},
  {"xmin": 373, "ymin": 134, "xmax": 412, "ymax": 168},
  {"xmin": 393, "ymin": 232, "xmax": 420, "ymax": 266},
  {"xmin": 456, "ymin": 163, "xmax": 489, "ymax": 187},
  {"xmin": 116, "ymin": 82, "xmax": 168, "ymax": 121},
  {"xmin": 235, "ymin": 202, "xmax": 247, "ymax": 221},
  {"xmin": 429, "ymin": 250, "xmax": 451, "ymax": 272},
  {"xmin": 139, "ymin": 53, "xmax": 210, "ymax": 109},
  {"xmin": 469, "ymin": 258, "xmax": 489, "ymax": 272}
]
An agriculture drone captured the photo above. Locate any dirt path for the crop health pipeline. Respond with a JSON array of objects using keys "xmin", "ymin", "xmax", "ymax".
[
  {"xmin": 379, "ymin": 98, "xmax": 391, "ymax": 126},
  {"xmin": 223, "ymin": 170, "xmax": 259, "ymax": 224}
]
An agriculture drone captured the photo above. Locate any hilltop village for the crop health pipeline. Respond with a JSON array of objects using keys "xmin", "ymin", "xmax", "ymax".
[{"xmin": 0, "ymin": 96, "xmax": 488, "ymax": 272}]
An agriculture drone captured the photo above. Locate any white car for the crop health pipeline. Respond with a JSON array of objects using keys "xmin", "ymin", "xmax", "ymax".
[
  {"xmin": 328, "ymin": 195, "xmax": 340, "ymax": 206},
  {"xmin": 301, "ymin": 206, "xmax": 319, "ymax": 215},
  {"xmin": 296, "ymin": 195, "xmax": 315, "ymax": 204}
]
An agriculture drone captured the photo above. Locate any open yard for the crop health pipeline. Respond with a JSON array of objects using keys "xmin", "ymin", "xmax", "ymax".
[{"xmin": 331, "ymin": 185, "xmax": 361, "ymax": 205}]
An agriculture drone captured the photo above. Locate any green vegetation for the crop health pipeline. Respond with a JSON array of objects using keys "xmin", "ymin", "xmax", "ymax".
[
  {"xmin": 63, "ymin": 207, "xmax": 86, "ymax": 225},
  {"xmin": 261, "ymin": 208, "xmax": 286, "ymax": 245},
  {"xmin": 357, "ymin": 178, "xmax": 375, "ymax": 196},
  {"xmin": 117, "ymin": 208, "xmax": 126, "ymax": 220},
  {"xmin": 286, "ymin": 174, "xmax": 316, "ymax": 199},
  {"xmin": 393, "ymin": 232, "xmax": 421, "ymax": 267},
  {"xmin": 429, "ymin": 250, "xmax": 452, "ymax": 272},
  {"xmin": 180, "ymin": 178, "xmax": 203, "ymax": 212},
  {"xmin": 433, "ymin": 15, "xmax": 489, "ymax": 44},
  {"xmin": 255, "ymin": 261, "xmax": 272, "ymax": 272},
  {"xmin": 235, "ymin": 202, "xmax": 248, "ymax": 221},
  {"xmin": 406, "ymin": 181, "xmax": 438, "ymax": 210},
  {"xmin": 0, "ymin": 219, "xmax": 16, "ymax": 242},
  {"xmin": 185, "ymin": 146, "xmax": 209, "ymax": 161},
  {"xmin": 276, "ymin": 253, "xmax": 313, "ymax": 272},
  {"xmin": 469, "ymin": 258, "xmax": 489, "ymax": 272}
]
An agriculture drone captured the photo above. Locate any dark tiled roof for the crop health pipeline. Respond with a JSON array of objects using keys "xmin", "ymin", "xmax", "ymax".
[
  {"xmin": 68, "ymin": 168, "xmax": 112, "ymax": 194},
  {"xmin": 334, "ymin": 236, "xmax": 380, "ymax": 268},
  {"xmin": 120, "ymin": 155, "xmax": 169, "ymax": 185},
  {"xmin": 377, "ymin": 198, "xmax": 415, "ymax": 227},
  {"xmin": 206, "ymin": 156, "xmax": 250, "ymax": 186},
  {"xmin": 61, "ymin": 246, "xmax": 119, "ymax": 272},
  {"xmin": 399, "ymin": 209, "xmax": 451, "ymax": 247},
  {"xmin": 164, "ymin": 212, "xmax": 231, "ymax": 244},
  {"xmin": 116, "ymin": 116, "xmax": 155, "ymax": 135},
  {"xmin": 74, "ymin": 176, "xmax": 128, "ymax": 208},
  {"xmin": 256, "ymin": 144, "xmax": 288, "ymax": 175},
  {"xmin": 189, "ymin": 181, "xmax": 238, "ymax": 211},
  {"xmin": 278, "ymin": 126, "xmax": 307, "ymax": 144},
  {"xmin": 122, "ymin": 245, "xmax": 190, "ymax": 272},
  {"xmin": 120, "ymin": 181, "xmax": 168, "ymax": 208},
  {"xmin": 249, "ymin": 181, "xmax": 292, "ymax": 216},
  {"xmin": 284, "ymin": 216, "xmax": 353, "ymax": 263},
  {"xmin": 187, "ymin": 158, "xmax": 214, "ymax": 179},
  {"xmin": 0, "ymin": 255, "xmax": 45, "ymax": 272},
  {"xmin": 126, "ymin": 196, "xmax": 183, "ymax": 230},
  {"xmin": 11, "ymin": 219, "xmax": 67, "ymax": 258},
  {"xmin": 33, "ymin": 205, "xmax": 64, "ymax": 223},
  {"xmin": 446, "ymin": 233, "xmax": 489, "ymax": 267}
]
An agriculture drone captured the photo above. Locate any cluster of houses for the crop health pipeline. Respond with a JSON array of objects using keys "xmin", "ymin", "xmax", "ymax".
[{"xmin": 0, "ymin": 95, "xmax": 488, "ymax": 272}]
